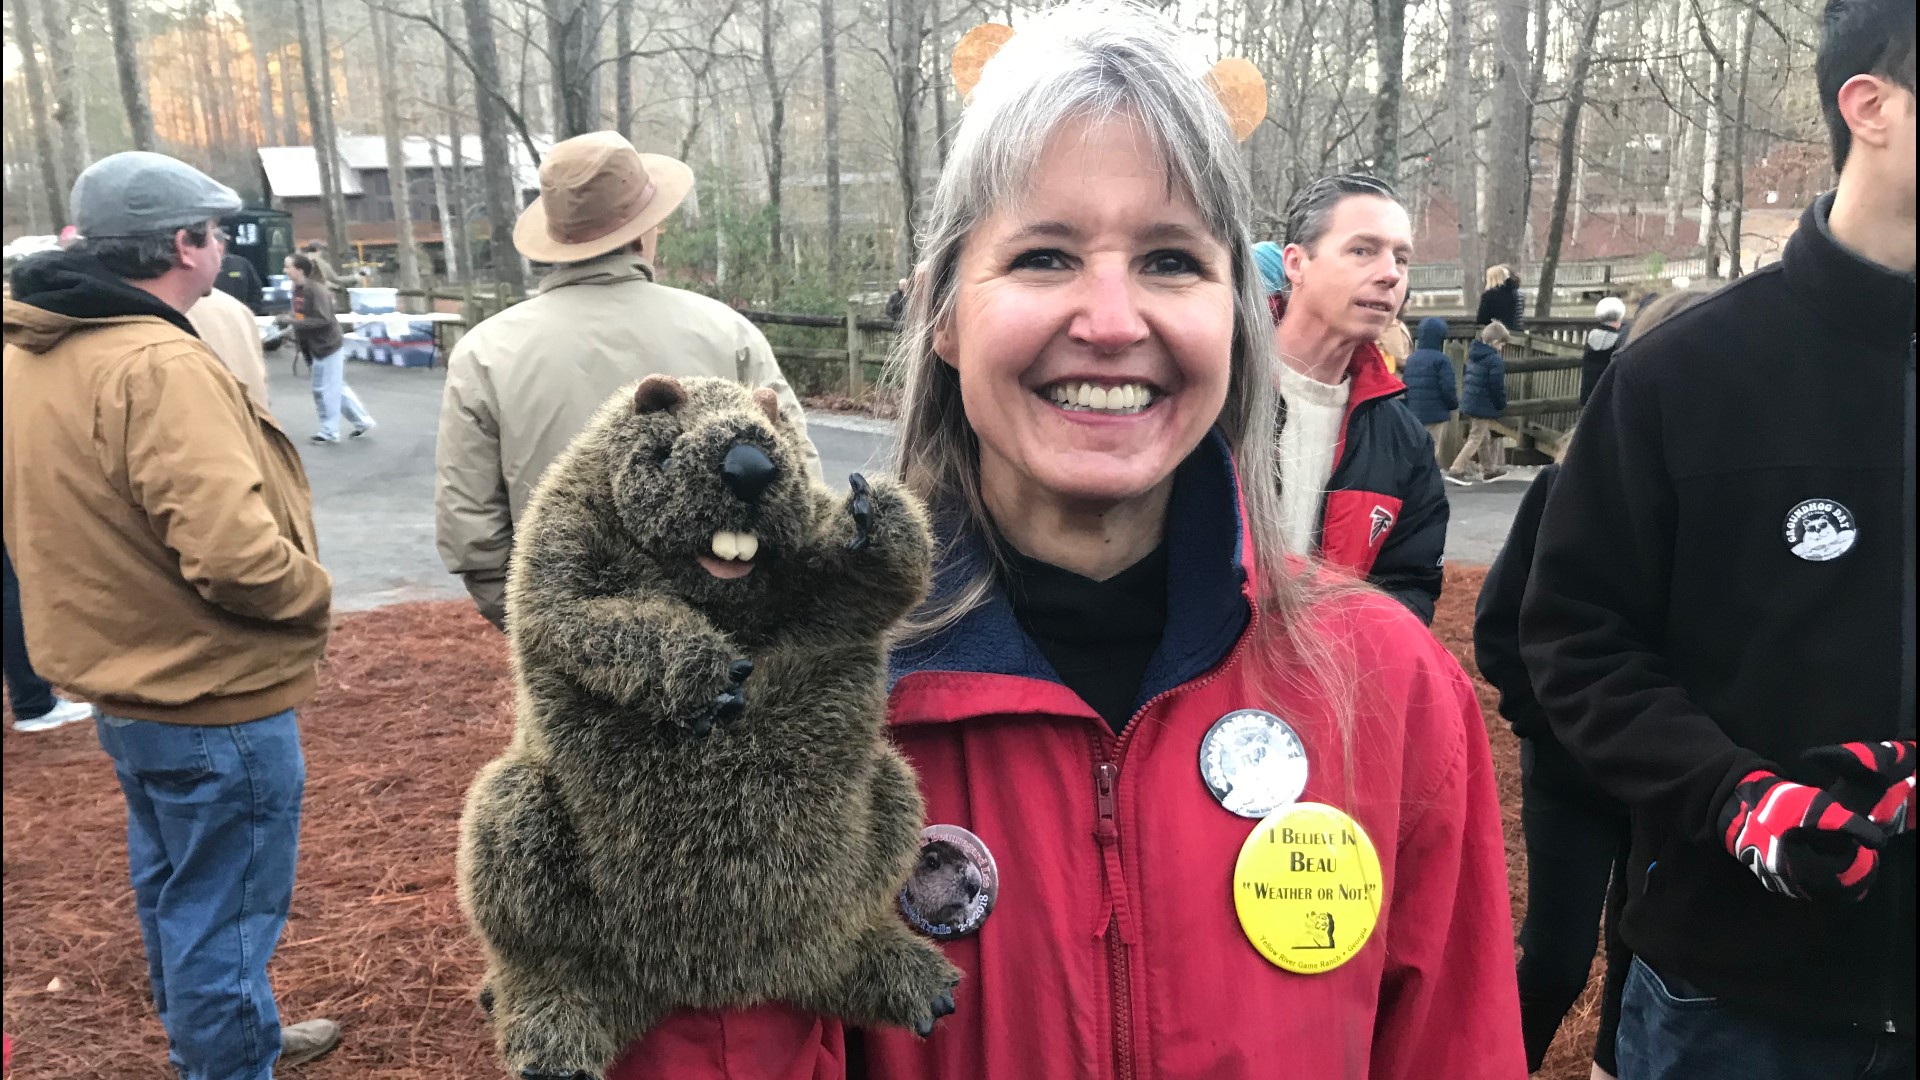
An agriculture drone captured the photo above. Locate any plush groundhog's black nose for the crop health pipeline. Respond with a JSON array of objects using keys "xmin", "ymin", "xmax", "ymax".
[{"xmin": 721, "ymin": 443, "xmax": 778, "ymax": 503}]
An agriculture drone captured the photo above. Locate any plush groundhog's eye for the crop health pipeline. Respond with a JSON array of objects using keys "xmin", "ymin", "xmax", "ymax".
[{"xmin": 655, "ymin": 444, "xmax": 675, "ymax": 469}]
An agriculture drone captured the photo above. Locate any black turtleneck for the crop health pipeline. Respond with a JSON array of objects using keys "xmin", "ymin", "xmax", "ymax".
[{"xmin": 1000, "ymin": 539, "xmax": 1170, "ymax": 735}]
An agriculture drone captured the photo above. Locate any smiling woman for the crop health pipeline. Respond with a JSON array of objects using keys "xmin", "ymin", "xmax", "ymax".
[{"xmin": 590, "ymin": 4, "xmax": 1525, "ymax": 1078}]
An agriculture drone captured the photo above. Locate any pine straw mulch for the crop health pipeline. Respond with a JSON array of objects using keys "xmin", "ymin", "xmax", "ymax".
[{"xmin": 3, "ymin": 565, "xmax": 1604, "ymax": 1079}]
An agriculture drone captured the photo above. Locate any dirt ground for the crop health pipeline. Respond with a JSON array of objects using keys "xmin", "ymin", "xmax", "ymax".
[{"xmin": 2, "ymin": 565, "xmax": 1605, "ymax": 1079}]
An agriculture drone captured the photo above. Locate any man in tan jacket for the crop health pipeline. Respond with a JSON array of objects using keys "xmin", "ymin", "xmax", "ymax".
[
  {"xmin": 1, "ymin": 152, "xmax": 340, "ymax": 1071},
  {"xmin": 435, "ymin": 131, "xmax": 821, "ymax": 629}
]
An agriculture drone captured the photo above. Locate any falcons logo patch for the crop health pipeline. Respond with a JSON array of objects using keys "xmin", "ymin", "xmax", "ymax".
[{"xmin": 1369, "ymin": 505, "xmax": 1396, "ymax": 546}]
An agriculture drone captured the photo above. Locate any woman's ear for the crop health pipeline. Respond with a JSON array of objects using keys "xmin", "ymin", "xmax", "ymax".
[{"xmin": 932, "ymin": 316, "xmax": 957, "ymax": 370}]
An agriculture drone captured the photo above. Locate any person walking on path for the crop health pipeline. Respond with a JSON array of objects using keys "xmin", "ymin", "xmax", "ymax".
[
  {"xmin": 1446, "ymin": 320, "xmax": 1510, "ymax": 484},
  {"xmin": 435, "ymin": 130, "xmax": 821, "ymax": 631},
  {"xmin": 1401, "ymin": 315, "xmax": 1458, "ymax": 463},
  {"xmin": 1579, "ymin": 296, "xmax": 1625, "ymax": 406},
  {"xmin": 1265, "ymin": 175, "xmax": 1451, "ymax": 624},
  {"xmin": 280, "ymin": 253, "xmax": 374, "ymax": 443},
  {"xmin": 3, "ymin": 542, "xmax": 93, "ymax": 732},
  {"xmin": 188, "ymin": 286, "xmax": 272, "ymax": 414},
  {"xmin": 1521, "ymin": 0, "xmax": 1916, "ymax": 1072},
  {"xmin": 1476, "ymin": 463, "xmax": 1632, "ymax": 1077},
  {"xmin": 2, "ymin": 151, "xmax": 340, "ymax": 1078},
  {"xmin": 1477, "ymin": 264, "xmax": 1526, "ymax": 330},
  {"xmin": 594, "ymin": 9, "xmax": 1525, "ymax": 1076}
]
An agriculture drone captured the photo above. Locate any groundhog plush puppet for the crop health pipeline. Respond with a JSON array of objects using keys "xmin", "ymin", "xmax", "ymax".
[{"xmin": 457, "ymin": 375, "xmax": 961, "ymax": 1080}]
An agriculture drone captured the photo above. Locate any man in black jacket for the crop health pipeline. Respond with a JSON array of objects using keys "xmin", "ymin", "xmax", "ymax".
[
  {"xmin": 1519, "ymin": 1, "xmax": 1916, "ymax": 1075},
  {"xmin": 1267, "ymin": 173, "xmax": 1449, "ymax": 623},
  {"xmin": 213, "ymin": 252, "xmax": 263, "ymax": 314}
]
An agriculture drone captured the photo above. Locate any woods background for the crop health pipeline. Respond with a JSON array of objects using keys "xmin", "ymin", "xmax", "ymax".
[{"xmin": 3, "ymin": 0, "xmax": 1834, "ymax": 312}]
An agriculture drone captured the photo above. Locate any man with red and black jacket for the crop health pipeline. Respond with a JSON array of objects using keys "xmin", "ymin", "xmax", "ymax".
[
  {"xmin": 1520, "ymin": 1, "xmax": 1915, "ymax": 1074},
  {"xmin": 1257, "ymin": 173, "xmax": 1449, "ymax": 624}
]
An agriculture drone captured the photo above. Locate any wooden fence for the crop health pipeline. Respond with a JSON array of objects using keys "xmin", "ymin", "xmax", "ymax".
[{"xmin": 364, "ymin": 287, "xmax": 1586, "ymax": 461}]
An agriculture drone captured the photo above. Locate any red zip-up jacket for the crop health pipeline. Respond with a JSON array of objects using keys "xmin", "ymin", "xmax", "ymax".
[{"xmin": 606, "ymin": 434, "xmax": 1523, "ymax": 1080}]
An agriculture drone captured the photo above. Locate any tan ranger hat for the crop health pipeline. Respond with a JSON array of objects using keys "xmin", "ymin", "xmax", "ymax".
[{"xmin": 513, "ymin": 131, "xmax": 695, "ymax": 264}]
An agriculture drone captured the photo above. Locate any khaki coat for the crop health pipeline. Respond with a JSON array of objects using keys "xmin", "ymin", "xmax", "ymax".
[
  {"xmin": 187, "ymin": 289, "xmax": 272, "ymax": 413},
  {"xmin": 434, "ymin": 252, "xmax": 821, "ymax": 626},
  {"xmin": 2, "ymin": 301, "xmax": 331, "ymax": 724}
]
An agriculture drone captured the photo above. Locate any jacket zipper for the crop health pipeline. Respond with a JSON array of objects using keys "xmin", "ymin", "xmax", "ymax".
[
  {"xmin": 1090, "ymin": 601, "xmax": 1263, "ymax": 1079},
  {"xmin": 1094, "ymin": 761, "xmax": 1134, "ymax": 1080}
]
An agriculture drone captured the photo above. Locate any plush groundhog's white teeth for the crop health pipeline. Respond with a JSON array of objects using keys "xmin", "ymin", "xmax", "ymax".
[
  {"xmin": 710, "ymin": 530, "xmax": 759, "ymax": 562},
  {"xmin": 1043, "ymin": 382, "xmax": 1156, "ymax": 415},
  {"xmin": 735, "ymin": 532, "xmax": 758, "ymax": 561}
]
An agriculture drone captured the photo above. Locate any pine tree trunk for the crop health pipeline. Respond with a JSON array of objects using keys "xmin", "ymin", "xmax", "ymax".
[
  {"xmin": 461, "ymin": 0, "xmax": 526, "ymax": 290},
  {"xmin": 281, "ymin": 43, "xmax": 302, "ymax": 145},
  {"xmin": 1483, "ymin": 0, "xmax": 1529, "ymax": 269},
  {"xmin": 1535, "ymin": 0, "xmax": 1606, "ymax": 317},
  {"xmin": 820, "ymin": 0, "xmax": 842, "ymax": 278},
  {"xmin": 440, "ymin": 0, "xmax": 474, "ymax": 282},
  {"xmin": 39, "ymin": 0, "xmax": 90, "ymax": 187},
  {"xmin": 889, "ymin": 0, "xmax": 925, "ymax": 275},
  {"xmin": 310, "ymin": 0, "xmax": 351, "ymax": 257},
  {"xmin": 1447, "ymin": 0, "xmax": 1479, "ymax": 308},
  {"xmin": 10, "ymin": 0, "xmax": 66, "ymax": 229},
  {"xmin": 429, "ymin": 140, "xmax": 457, "ymax": 282},
  {"xmin": 760, "ymin": 0, "xmax": 785, "ymax": 271},
  {"xmin": 104, "ymin": 0, "xmax": 158, "ymax": 151},
  {"xmin": 614, "ymin": 0, "xmax": 633, "ymax": 139},
  {"xmin": 370, "ymin": 0, "xmax": 422, "ymax": 295},
  {"xmin": 240, "ymin": 0, "xmax": 277, "ymax": 145},
  {"xmin": 1370, "ymin": 0, "xmax": 1406, "ymax": 183},
  {"xmin": 293, "ymin": 0, "xmax": 348, "ymax": 254}
]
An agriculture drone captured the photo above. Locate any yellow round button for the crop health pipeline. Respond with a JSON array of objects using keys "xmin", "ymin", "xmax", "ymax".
[{"xmin": 1232, "ymin": 802, "xmax": 1383, "ymax": 974}]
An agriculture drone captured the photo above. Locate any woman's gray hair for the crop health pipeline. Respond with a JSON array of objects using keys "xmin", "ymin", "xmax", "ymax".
[{"xmin": 884, "ymin": 0, "xmax": 1363, "ymax": 756}]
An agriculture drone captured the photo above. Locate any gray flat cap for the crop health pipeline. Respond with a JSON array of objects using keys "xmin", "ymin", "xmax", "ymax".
[{"xmin": 70, "ymin": 152, "xmax": 243, "ymax": 238}]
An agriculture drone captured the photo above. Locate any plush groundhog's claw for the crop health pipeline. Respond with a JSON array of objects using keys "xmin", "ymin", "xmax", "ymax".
[
  {"xmin": 911, "ymin": 989, "xmax": 959, "ymax": 1038},
  {"xmin": 847, "ymin": 473, "xmax": 874, "ymax": 552},
  {"xmin": 519, "ymin": 1070, "xmax": 597, "ymax": 1080},
  {"xmin": 689, "ymin": 658, "xmax": 753, "ymax": 737}
]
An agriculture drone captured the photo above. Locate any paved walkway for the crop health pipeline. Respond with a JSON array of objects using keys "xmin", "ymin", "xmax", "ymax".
[{"xmin": 269, "ymin": 359, "xmax": 1527, "ymax": 612}]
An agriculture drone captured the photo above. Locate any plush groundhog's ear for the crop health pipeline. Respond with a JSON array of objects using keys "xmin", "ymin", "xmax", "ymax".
[
  {"xmin": 634, "ymin": 375, "xmax": 687, "ymax": 414},
  {"xmin": 752, "ymin": 387, "xmax": 780, "ymax": 426}
]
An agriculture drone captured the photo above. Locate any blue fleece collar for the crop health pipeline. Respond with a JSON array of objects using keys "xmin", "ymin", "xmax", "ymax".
[{"xmin": 889, "ymin": 429, "xmax": 1252, "ymax": 712}]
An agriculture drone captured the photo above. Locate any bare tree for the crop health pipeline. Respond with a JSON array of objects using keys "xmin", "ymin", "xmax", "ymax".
[
  {"xmin": 239, "ymin": 0, "xmax": 280, "ymax": 145},
  {"xmin": 281, "ymin": 42, "xmax": 303, "ymax": 144},
  {"xmin": 759, "ymin": 0, "xmax": 787, "ymax": 269},
  {"xmin": 1695, "ymin": 0, "xmax": 1733, "ymax": 275},
  {"xmin": 369, "ymin": 0, "xmax": 423, "ymax": 294},
  {"xmin": 1484, "ymin": 0, "xmax": 1530, "ymax": 268},
  {"xmin": 439, "ymin": 0, "xmax": 475, "ymax": 280},
  {"xmin": 1447, "ymin": 0, "xmax": 1481, "ymax": 304},
  {"xmin": 545, "ymin": 0, "xmax": 603, "ymax": 136},
  {"xmin": 888, "ymin": 0, "xmax": 927, "ymax": 273},
  {"xmin": 1371, "ymin": 0, "xmax": 1407, "ymax": 183},
  {"xmin": 614, "ymin": 0, "xmax": 634, "ymax": 137},
  {"xmin": 293, "ymin": 0, "xmax": 350, "ymax": 253},
  {"xmin": 820, "ymin": 0, "xmax": 843, "ymax": 277},
  {"xmin": 460, "ymin": 0, "xmax": 528, "ymax": 289},
  {"xmin": 1536, "ymin": 0, "xmax": 1611, "ymax": 315},
  {"xmin": 104, "ymin": 0, "xmax": 158, "ymax": 151},
  {"xmin": 10, "ymin": 0, "xmax": 65, "ymax": 228},
  {"xmin": 38, "ymin": 0, "xmax": 90, "ymax": 187},
  {"xmin": 1726, "ymin": 2, "xmax": 1756, "ymax": 277}
]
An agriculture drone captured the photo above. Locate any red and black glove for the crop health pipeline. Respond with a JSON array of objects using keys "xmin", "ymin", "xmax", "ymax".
[
  {"xmin": 1719, "ymin": 770, "xmax": 1886, "ymax": 902},
  {"xmin": 1802, "ymin": 739, "xmax": 1916, "ymax": 837}
]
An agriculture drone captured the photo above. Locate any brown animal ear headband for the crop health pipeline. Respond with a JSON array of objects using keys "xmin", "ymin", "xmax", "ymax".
[{"xmin": 951, "ymin": 23, "xmax": 1268, "ymax": 142}]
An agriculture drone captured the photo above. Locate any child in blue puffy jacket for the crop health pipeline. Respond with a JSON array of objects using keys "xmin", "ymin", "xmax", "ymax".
[
  {"xmin": 1446, "ymin": 320, "xmax": 1510, "ymax": 484},
  {"xmin": 1401, "ymin": 316, "xmax": 1458, "ymax": 463}
]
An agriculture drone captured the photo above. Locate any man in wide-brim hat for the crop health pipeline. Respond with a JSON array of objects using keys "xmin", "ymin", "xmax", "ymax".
[{"xmin": 435, "ymin": 130, "xmax": 822, "ymax": 630}]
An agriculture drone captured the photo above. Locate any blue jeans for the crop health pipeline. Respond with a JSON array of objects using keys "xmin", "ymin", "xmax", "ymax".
[
  {"xmin": 308, "ymin": 345, "xmax": 373, "ymax": 440},
  {"xmin": 1618, "ymin": 956, "xmax": 1916, "ymax": 1080},
  {"xmin": 2, "ymin": 542, "xmax": 56, "ymax": 719},
  {"xmin": 96, "ymin": 709, "xmax": 306, "ymax": 1080}
]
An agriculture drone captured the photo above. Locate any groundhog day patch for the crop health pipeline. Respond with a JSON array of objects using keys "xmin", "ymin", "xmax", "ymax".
[
  {"xmin": 900, "ymin": 824, "xmax": 998, "ymax": 940},
  {"xmin": 1233, "ymin": 803, "xmax": 1382, "ymax": 974},
  {"xmin": 1199, "ymin": 709, "xmax": 1310, "ymax": 819},
  {"xmin": 1783, "ymin": 498, "xmax": 1857, "ymax": 562}
]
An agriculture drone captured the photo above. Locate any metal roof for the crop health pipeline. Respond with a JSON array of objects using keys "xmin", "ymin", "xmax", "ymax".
[{"xmin": 260, "ymin": 135, "xmax": 550, "ymax": 199}]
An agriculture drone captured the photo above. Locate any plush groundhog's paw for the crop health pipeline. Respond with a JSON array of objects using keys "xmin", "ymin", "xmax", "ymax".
[
  {"xmin": 519, "ymin": 1069, "xmax": 596, "ymax": 1080},
  {"xmin": 687, "ymin": 658, "xmax": 753, "ymax": 737},
  {"xmin": 479, "ymin": 983, "xmax": 495, "ymax": 1016},
  {"xmin": 870, "ymin": 938, "xmax": 963, "ymax": 1037},
  {"xmin": 846, "ymin": 473, "xmax": 875, "ymax": 551}
]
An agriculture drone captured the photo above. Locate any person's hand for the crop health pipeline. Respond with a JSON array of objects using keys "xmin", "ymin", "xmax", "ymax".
[
  {"xmin": 1802, "ymin": 740, "xmax": 1916, "ymax": 836},
  {"xmin": 273, "ymin": 313, "xmax": 293, "ymax": 326},
  {"xmin": 1719, "ymin": 770, "xmax": 1886, "ymax": 902}
]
